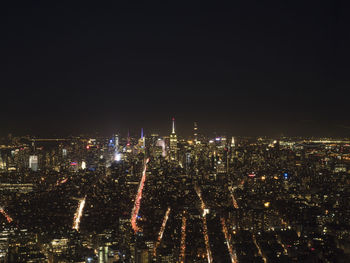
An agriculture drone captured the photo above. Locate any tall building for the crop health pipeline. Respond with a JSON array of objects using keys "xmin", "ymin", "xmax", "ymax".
[
  {"xmin": 155, "ymin": 139, "xmax": 166, "ymax": 158},
  {"xmin": 98, "ymin": 246, "xmax": 108, "ymax": 263},
  {"xmin": 114, "ymin": 134, "xmax": 119, "ymax": 148},
  {"xmin": 149, "ymin": 134, "xmax": 159, "ymax": 147},
  {"xmin": 0, "ymin": 154, "xmax": 6, "ymax": 170},
  {"xmin": 169, "ymin": 118, "xmax": 178, "ymax": 161},
  {"xmin": 125, "ymin": 130, "xmax": 132, "ymax": 154},
  {"xmin": 139, "ymin": 128, "xmax": 145, "ymax": 149},
  {"xmin": 29, "ymin": 155, "xmax": 38, "ymax": 171},
  {"xmin": 127, "ymin": 130, "xmax": 131, "ymax": 147},
  {"xmin": 194, "ymin": 122, "xmax": 198, "ymax": 143},
  {"xmin": 135, "ymin": 248, "xmax": 151, "ymax": 263},
  {"xmin": 231, "ymin": 137, "xmax": 235, "ymax": 148}
]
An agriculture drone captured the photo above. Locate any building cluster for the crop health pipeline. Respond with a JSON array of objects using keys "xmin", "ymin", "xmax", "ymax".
[{"xmin": 0, "ymin": 119, "xmax": 350, "ymax": 262}]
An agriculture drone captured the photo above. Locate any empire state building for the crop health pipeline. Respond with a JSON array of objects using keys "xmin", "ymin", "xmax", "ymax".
[{"xmin": 169, "ymin": 117, "xmax": 178, "ymax": 161}]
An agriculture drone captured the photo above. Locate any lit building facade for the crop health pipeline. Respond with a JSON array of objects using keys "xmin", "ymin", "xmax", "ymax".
[{"xmin": 169, "ymin": 118, "xmax": 177, "ymax": 161}]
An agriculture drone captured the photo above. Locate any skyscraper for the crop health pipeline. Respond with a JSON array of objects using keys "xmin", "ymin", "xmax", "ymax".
[
  {"xmin": 231, "ymin": 137, "xmax": 235, "ymax": 148},
  {"xmin": 0, "ymin": 154, "xmax": 5, "ymax": 170},
  {"xmin": 139, "ymin": 128, "xmax": 145, "ymax": 149},
  {"xmin": 125, "ymin": 130, "xmax": 132, "ymax": 154},
  {"xmin": 29, "ymin": 155, "xmax": 38, "ymax": 171},
  {"xmin": 194, "ymin": 122, "xmax": 198, "ymax": 143},
  {"xmin": 114, "ymin": 134, "xmax": 119, "ymax": 148},
  {"xmin": 169, "ymin": 118, "xmax": 178, "ymax": 161}
]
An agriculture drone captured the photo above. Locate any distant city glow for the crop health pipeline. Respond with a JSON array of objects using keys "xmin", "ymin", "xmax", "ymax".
[
  {"xmin": 1, "ymin": 1, "xmax": 347, "ymax": 260},
  {"xmin": 1, "ymin": 120, "xmax": 347, "ymax": 262}
]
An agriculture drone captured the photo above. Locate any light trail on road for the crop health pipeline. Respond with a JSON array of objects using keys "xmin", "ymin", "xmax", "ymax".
[
  {"xmin": 72, "ymin": 196, "xmax": 86, "ymax": 231},
  {"xmin": 231, "ymin": 192, "xmax": 239, "ymax": 209},
  {"xmin": 179, "ymin": 211, "xmax": 187, "ymax": 263},
  {"xmin": 195, "ymin": 185, "xmax": 208, "ymax": 216},
  {"xmin": 221, "ymin": 217, "xmax": 238, "ymax": 263},
  {"xmin": 0, "ymin": 207, "xmax": 13, "ymax": 223},
  {"xmin": 275, "ymin": 233, "xmax": 288, "ymax": 255},
  {"xmin": 202, "ymin": 216, "xmax": 212, "ymax": 263},
  {"xmin": 131, "ymin": 158, "xmax": 150, "ymax": 233},
  {"xmin": 56, "ymin": 178, "xmax": 68, "ymax": 186},
  {"xmin": 229, "ymin": 184, "xmax": 240, "ymax": 209},
  {"xmin": 195, "ymin": 185, "xmax": 213, "ymax": 263},
  {"xmin": 253, "ymin": 234, "xmax": 267, "ymax": 263},
  {"xmin": 153, "ymin": 207, "xmax": 171, "ymax": 257}
]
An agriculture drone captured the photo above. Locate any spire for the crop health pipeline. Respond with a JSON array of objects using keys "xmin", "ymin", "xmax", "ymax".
[
  {"xmin": 231, "ymin": 137, "xmax": 235, "ymax": 147},
  {"xmin": 140, "ymin": 128, "xmax": 145, "ymax": 148},
  {"xmin": 194, "ymin": 122, "xmax": 198, "ymax": 141},
  {"xmin": 172, "ymin": 117, "xmax": 175, "ymax": 134},
  {"xmin": 127, "ymin": 129, "xmax": 130, "ymax": 146}
]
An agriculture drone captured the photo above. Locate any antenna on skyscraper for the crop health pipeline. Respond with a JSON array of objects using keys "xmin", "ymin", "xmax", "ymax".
[
  {"xmin": 127, "ymin": 129, "xmax": 130, "ymax": 146},
  {"xmin": 172, "ymin": 117, "xmax": 175, "ymax": 134},
  {"xmin": 194, "ymin": 122, "xmax": 198, "ymax": 142}
]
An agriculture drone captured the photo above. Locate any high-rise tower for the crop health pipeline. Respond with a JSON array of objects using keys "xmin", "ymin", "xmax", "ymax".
[
  {"xmin": 127, "ymin": 130, "xmax": 131, "ymax": 147},
  {"xmin": 194, "ymin": 122, "xmax": 198, "ymax": 143},
  {"xmin": 139, "ymin": 128, "xmax": 145, "ymax": 149},
  {"xmin": 29, "ymin": 155, "xmax": 38, "ymax": 171},
  {"xmin": 231, "ymin": 137, "xmax": 235, "ymax": 148},
  {"xmin": 169, "ymin": 117, "xmax": 178, "ymax": 161},
  {"xmin": 115, "ymin": 134, "xmax": 119, "ymax": 148},
  {"xmin": 0, "ymin": 154, "xmax": 5, "ymax": 170}
]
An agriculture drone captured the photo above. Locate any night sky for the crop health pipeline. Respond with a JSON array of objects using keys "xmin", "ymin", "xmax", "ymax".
[{"xmin": 1, "ymin": 1, "xmax": 349, "ymax": 137}]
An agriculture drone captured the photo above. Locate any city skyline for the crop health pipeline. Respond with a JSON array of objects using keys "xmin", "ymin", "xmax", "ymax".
[
  {"xmin": 2, "ymin": 116, "xmax": 350, "ymax": 138},
  {"xmin": 1, "ymin": 2, "xmax": 350, "ymax": 262},
  {"xmin": 1, "ymin": 126, "xmax": 350, "ymax": 262}
]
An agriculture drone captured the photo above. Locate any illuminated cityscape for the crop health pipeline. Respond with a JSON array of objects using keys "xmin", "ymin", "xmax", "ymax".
[
  {"xmin": 2, "ymin": 1, "xmax": 349, "ymax": 263},
  {"xmin": 1, "ymin": 119, "xmax": 350, "ymax": 262}
]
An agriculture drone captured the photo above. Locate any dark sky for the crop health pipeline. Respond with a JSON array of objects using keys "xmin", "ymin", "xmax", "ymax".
[{"xmin": 1, "ymin": 1, "xmax": 349, "ymax": 137}]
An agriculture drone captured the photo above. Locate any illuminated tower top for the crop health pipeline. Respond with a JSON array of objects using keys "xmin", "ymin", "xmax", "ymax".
[
  {"xmin": 139, "ymin": 128, "xmax": 145, "ymax": 149},
  {"xmin": 194, "ymin": 122, "xmax": 198, "ymax": 141},
  {"xmin": 127, "ymin": 130, "xmax": 130, "ymax": 146},
  {"xmin": 169, "ymin": 117, "xmax": 178, "ymax": 161},
  {"xmin": 231, "ymin": 137, "xmax": 235, "ymax": 148},
  {"xmin": 115, "ymin": 134, "xmax": 119, "ymax": 147},
  {"xmin": 172, "ymin": 117, "xmax": 176, "ymax": 134}
]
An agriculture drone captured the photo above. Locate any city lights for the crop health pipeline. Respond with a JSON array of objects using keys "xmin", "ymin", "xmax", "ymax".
[
  {"xmin": 1, "ymin": 0, "xmax": 345, "ymax": 261},
  {"xmin": 72, "ymin": 197, "xmax": 86, "ymax": 231},
  {"xmin": 130, "ymin": 158, "xmax": 150, "ymax": 233},
  {"xmin": 0, "ymin": 121, "xmax": 347, "ymax": 262}
]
